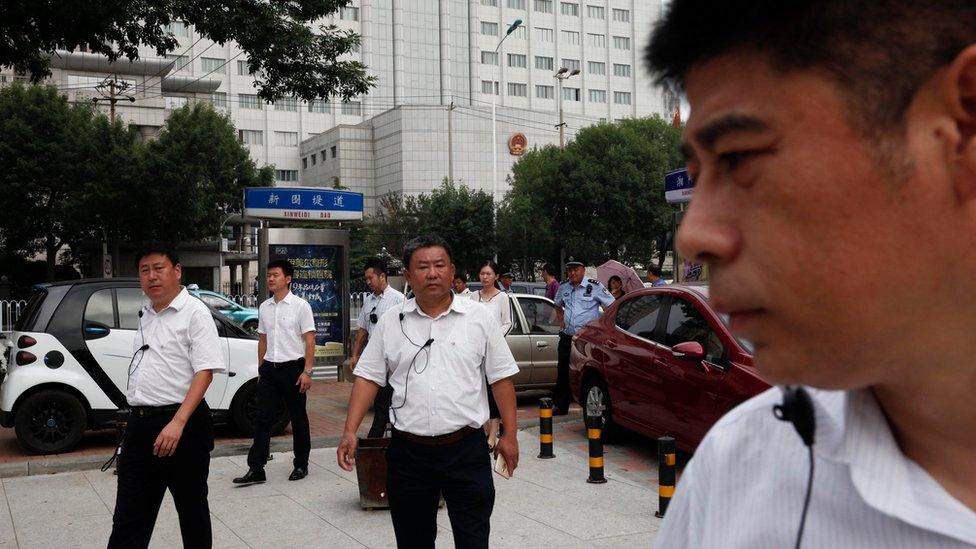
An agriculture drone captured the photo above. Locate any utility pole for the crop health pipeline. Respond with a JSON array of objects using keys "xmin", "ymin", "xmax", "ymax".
[
  {"xmin": 93, "ymin": 75, "xmax": 135, "ymax": 122},
  {"xmin": 447, "ymin": 101, "xmax": 455, "ymax": 182}
]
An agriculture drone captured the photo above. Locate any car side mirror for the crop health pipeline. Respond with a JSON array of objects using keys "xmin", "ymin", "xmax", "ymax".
[{"xmin": 671, "ymin": 341, "xmax": 705, "ymax": 361}]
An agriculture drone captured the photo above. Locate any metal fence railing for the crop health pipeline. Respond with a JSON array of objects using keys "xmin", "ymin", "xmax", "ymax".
[
  {"xmin": 0, "ymin": 300, "xmax": 27, "ymax": 332},
  {"xmin": 224, "ymin": 292, "xmax": 370, "ymax": 331}
]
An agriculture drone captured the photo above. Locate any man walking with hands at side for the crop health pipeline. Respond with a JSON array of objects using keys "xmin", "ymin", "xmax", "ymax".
[
  {"xmin": 338, "ymin": 235, "xmax": 520, "ymax": 549},
  {"xmin": 234, "ymin": 259, "xmax": 316, "ymax": 484}
]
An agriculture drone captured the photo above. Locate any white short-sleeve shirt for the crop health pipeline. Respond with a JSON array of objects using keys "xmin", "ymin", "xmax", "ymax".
[
  {"xmin": 656, "ymin": 387, "xmax": 976, "ymax": 548},
  {"xmin": 356, "ymin": 285, "xmax": 406, "ymax": 336},
  {"xmin": 127, "ymin": 287, "xmax": 226, "ymax": 407},
  {"xmin": 257, "ymin": 291, "xmax": 316, "ymax": 362},
  {"xmin": 354, "ymin": 296, "xmax": 519, "ymax": 436}
]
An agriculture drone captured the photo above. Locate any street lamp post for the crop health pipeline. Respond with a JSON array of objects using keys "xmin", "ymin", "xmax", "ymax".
[
  {"xmin": 491, "ymin": 19, "xmax": 523, "ymax": 262},
  {"xmin": 553, "ymin": 67, "xmax": 579, "ymax": 276}
]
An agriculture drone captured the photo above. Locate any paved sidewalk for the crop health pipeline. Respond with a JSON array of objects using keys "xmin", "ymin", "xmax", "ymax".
[{"xmin": 0, "ymin": 430, "xmax": 663, "ymax": 548}]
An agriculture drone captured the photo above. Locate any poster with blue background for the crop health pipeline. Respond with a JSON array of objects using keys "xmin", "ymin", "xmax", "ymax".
[{"xmin": 270, "ymin": 244, "xmax": 345, "ymax": 357}]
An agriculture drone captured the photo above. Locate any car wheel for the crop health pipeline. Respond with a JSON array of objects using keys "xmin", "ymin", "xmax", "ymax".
[
  {"xmin": 231, "ymin": 381, "xmax": 289, "ymax": 437},
  {"xmin": 14, "ymin": 390, "xmax": 87, "ymax": 454},
  {"xmin": 242, "ymin": 320, "xmax": 259, "ymax": 335},
  {"xmin": 581, "ymin": 376, "xmax": 617, "ymax": 438}
]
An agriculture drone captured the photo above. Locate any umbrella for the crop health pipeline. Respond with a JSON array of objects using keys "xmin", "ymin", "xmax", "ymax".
[{"xmin": 596, "ymin": 260, "xmax": 644, "ymax": 294}]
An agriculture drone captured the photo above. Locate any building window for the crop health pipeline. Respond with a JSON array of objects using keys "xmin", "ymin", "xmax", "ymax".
[
  {"xmin": 236, "ymin": 60, "xmax": 252, "ymax": 76},
  {"xmin": 275, "ymin": 169, "xmax": 298, "ymax": 182},
  {"xmin": 560, "ymin": 2, "xmax": 579, "ymax": 16},
  {"xmin": 311, "ymin": 153, "xmax": 317, "ymax": 165},
  {"xmin": 613, "ymin": 36, "xmax": 631, "ymax": 50},
  {"xmin": 482, "ymin": 0, "xmax": 497, "ymax": 5},
  {"xmin": 164, "ymin": 21, "xmax": 191, "ymax": 37},
  {"xmin": 211, "ymin": 92, "xmax": 227, "ymax": 108},
  {"xmin": 588, "ymin": 33, "xmax": 606, "ymax": 48},
  {"xmin": 508, "ymin": 0, "xmax": 526, "ymax": 8},
  {"xmin": 561, "ymin": 58, "xmax": 580, "ymax": 72},
  {"xmin": 239, "ymin": 129, "xmax": 263, "ymax": 145},
  {"xmin": 164, "ymin": 96, "xmax": 187, "ymax": 109},
  {"xmin": 166, "ymin": 54, "xmax": 190, "ymax": 72},
  {"xmin": 274, "ymin": 97, "xmax": 298, "ymax": 111},
  {"xmin": 481, "ymin": 22, "xmax": 499, "ymax": 35},
  {"xmin": 589, "ymin": 89, "xmax": 606, "ymax": 103},
  {"xmin": 481, "ymin": 51, "xmax": 499, "ymax": 65},
  {"xmin": 562, "ymin": 87, "xmax": 580, "ymax": 101},
  {"xmin": 308, "ymin": 100, "xmax": 331, "ymax": 113},
  {"xmin": 201, "ymin": 57, "xmax": 226, "ymax": 74},
  {"xmin": 507, "ymin": 53, "xmax": 527, "ymax": 68},
  {"xmin": 613, "ymin": 63, "xmax": 632, "ymax": 77},
  {"xmin": 588, "ymin": 61, "xmax": 606, "ymax": 75},
  {"xmin": 612, "ymin": 8, "xmax": 630, "ymax": 22},
  {"xmin": 342, "ymin": 101, "xmax": 362, "ymax": 115},
  {"xmin": 507, "ymin": 82, "xmax": 527, "ymax": 97},
  {"xmin": 561, "ymin": 30, "xmax": 580, "ymax": 45},
  {"xmin": 481, "ymin": 80, "xmax": 499, "ymax": 95},
  {"xmin": 302, "ymin": 157, "xmax": 308, "ymax": 170},
  {"xmin": 239, "ymin": 94, "xmax": 263, "ymax": 110},
  {"xmin": 340, "ymin": 6, "xmax": 359, "ymax": 20},
  {"xmin": 275, "ymin": 131, "xmax": 299, "ymax": 147},
  {"xmin": 587, "ymin": 5, "xmax": 605, "ymax": 19},
  {"xmin": 536, "ymin": 85, "xmax": 554, "ymax": 99},
  {"xmin": 614, "ymin": 91, "xmax": 632, "ymax": 105},
  {"xmin": 535, "ymin": 55, "xmax": 554, "ymax": 70},
  {"xmin": 512, "ymin": 26, "xmax": 527, "ymax": 39},
  {"xmin": 331, "ymin": 145, "xmax": 337, "ymax": 158},
  {"xmin": 535, "ymin": 27, "xmax": 554, "ymax": 43},
  {"xmin": 534, "ymin": 0, "xmax": 553, "ymax": 13}
]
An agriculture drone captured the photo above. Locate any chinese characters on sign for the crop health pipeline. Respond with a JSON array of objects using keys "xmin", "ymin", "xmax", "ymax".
[
  {"xmin": 244, "ymin": 187, "xmax": 364, "ymax": 221},
  {"xmin": 270, "ymin": 245, "xmax": 345, "ymax": 357}
]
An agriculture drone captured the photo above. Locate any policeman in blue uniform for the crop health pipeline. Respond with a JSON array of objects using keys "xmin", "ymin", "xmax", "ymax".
[{"xmin": 553, "ymin": 257, "xmax": 614, "ymax": 415}]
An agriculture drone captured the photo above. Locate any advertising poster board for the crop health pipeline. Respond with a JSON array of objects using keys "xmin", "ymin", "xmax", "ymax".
[{"xmin": 269, "ymin": 243, "xmax": 345, "ymax": 358}]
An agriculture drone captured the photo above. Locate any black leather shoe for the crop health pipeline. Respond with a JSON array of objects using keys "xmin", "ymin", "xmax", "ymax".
[
  {"xmin": 232, "ymin": 469, "xmax": 266, "ymax": 485},
  {"xmin": 288, "ymin": 467, "xmax": 308, "ymax": 481}
]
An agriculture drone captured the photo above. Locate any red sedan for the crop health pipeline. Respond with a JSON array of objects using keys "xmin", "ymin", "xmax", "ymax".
[{"xmin": 569, "ymin": 283, "xmax": 769, "ymax": 453}]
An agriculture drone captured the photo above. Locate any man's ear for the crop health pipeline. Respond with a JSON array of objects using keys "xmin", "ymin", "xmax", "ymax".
[{"xmin": 942, "ymin": 45, "xmax": 976, "ymax": 201}]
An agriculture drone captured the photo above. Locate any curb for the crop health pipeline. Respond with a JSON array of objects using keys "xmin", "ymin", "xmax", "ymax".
[{"xmin": 0, "ymin": 412, "xmax": 583, "ymax": 478}]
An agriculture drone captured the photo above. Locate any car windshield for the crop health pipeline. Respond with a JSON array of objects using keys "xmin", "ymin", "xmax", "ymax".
[{"xmin": 14, "ymin": 287, "xmax": 47, "ymax": 331}]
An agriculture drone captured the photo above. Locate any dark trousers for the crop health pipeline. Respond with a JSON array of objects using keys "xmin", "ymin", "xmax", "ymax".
[
  {"xmin": 554, "ymin": 332, "xmax": 573, "ymax": 410},
  {"xmin": 108, "ymin": 402, "xmax": 214, "ymax": 549},
  {"xmin": 387, "ymin": 429, "xmax": 495, "ymax": 549},
  {"xmin": 367, "ymin": 383, "xmax": 393, "ymax": 438},
  {"xmin": 247, "ymin": 359, "xmax": 311, "ymax": 470}
]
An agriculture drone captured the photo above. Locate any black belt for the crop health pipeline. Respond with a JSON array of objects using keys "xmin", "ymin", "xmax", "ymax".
[
  {"xmin": 264, "ymin": 358, "xmax": 303, "ymax": 367},
  {"xmin": 393, "ymin": 426, "xmax": 479, "ymax": 446},
  {"xmin": 125, "ymin": 404, "xmax": 181, "ymax": 418}
]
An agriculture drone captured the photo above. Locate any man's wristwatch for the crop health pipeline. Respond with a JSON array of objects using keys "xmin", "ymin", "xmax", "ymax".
[{"xmin": 303, "ymin": 369, "xmax": 314, "ymax": 376}]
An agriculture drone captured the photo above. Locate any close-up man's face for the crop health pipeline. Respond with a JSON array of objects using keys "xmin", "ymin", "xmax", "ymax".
[
  {"xmin": 678, "ymin": 52, "xmax": 953, "ymax": 389},
  {"xmin": 452, "ymin": 278, "xmax": 466, "ymax": 293},
  {"xmin": 405, "ymin": 246, "xmax": 455, "ymax": 302},
  {"xmin": 567, "ymin": 266, "xmax": 585, "ymax": 285},
  {"xmin": 267, "ymin": 267, "xmax": 290, "ymax": 292},
  {"xmin": 364, "ymin": 268, "xmax": 385, "ymax": 293},
  {"xmin": 138, "ymin": 253, "xmax": 182, "ymax": 305}
]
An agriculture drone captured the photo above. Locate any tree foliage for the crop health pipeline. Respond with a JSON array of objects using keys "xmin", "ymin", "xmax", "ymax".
[
  {"xmin": 498, "ymin": 116, "xmax": 683, "ymax": 274},
  {"xmin": 0, "ymin": 0, "xmax": 375, "ymax": 102}
]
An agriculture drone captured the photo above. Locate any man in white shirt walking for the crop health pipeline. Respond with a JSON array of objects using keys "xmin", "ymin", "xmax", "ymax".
[
  {"xmin": 234, "ymin": 259, "xmax": 316, "ymax": 484},
  {"xmin": 108, "ymin": 248, "xmax": 225, "ymax": 549},
  {"xmin": 350, "ymin": 257, "xmax": 405, "ymax": 438},
  {"xmin": 338, "ymin": 235, "xmax": 520, "ymax": 549},
  {"xmin": 646, "ymin": 1, "xmax": 976, "ymax": 547}
]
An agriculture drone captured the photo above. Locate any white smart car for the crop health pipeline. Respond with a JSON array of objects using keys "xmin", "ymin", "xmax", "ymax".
[{"xmin": 0, "ymin": 279, "xmax": 287, "ymax": 454}]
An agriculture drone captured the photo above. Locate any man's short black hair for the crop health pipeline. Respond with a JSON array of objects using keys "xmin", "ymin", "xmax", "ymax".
[
  {"xmin": 648, "ymin": 265, "xmax": 663, "ymax": 278},
  {"xmin": 364, "ymin": 257, "xmax": 389, "ymax": 277},
  {"xmin": 267, "ymin": 259, "xmax": 295, "ymax": 279},
  {"xmin": 402, "ymin": 235, "xmax": 454, "ymax": 269},
  {"xmin": 453, "ymin": 273, "xmax": 466, "ymax": 283},
  {"xmin": 646, "ymin": 1, "xmax": 976, "ymax": 145},
  {"xmin": 542, "ymin": 263, "xmax": 558, "ymax": 277},
  {"xmin": 134, "ymin": 246, "xmax": 180, "ymax": 270}
]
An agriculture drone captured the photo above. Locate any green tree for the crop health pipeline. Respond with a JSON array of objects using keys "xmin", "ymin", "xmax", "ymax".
[
  {"xmin": 141, "ymin": 102, "xmax": 273, "ymax": 243},
  {"xmin": 415, "ymin": 180, "xmax": 495, "ymax": 277},
  {"xmin": 1, "ymin": 0, "xmax": 375, "ymax": 102},
  {"xmin": 0, "ymin": 83, "xmax": 94, "ymax": 280}
]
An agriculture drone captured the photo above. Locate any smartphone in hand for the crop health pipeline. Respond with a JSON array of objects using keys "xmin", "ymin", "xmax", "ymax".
[{"xmin": 494, "ymin": 453, "xmax": 511, "ymax": 479}]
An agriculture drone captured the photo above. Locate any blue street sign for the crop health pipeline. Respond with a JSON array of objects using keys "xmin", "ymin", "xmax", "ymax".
[
  {"xmin": 664, "ymin": 168, "xmax": 695, "ymax": 204},
  {"xmin": 244, "ymin": 187, "xmax": 364, "ymax": 221}
]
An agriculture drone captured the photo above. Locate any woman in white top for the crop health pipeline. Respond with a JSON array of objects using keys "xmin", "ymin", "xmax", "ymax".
[{"xmin": 469, "ymin": 260, "xmax": 511, "ymax": 448}]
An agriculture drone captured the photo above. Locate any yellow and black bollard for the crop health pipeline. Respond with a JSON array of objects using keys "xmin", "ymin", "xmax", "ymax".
[
  {"xmin": 538, "ymin": 397, "xmax": 556, "ymax": 459},
  {"xmin": 655, "ymin": 436, "xmax": 676, "ymax": 518},
  {"xmin": 586, "ymin": 413, "xmax": 607, "ymax": 484}
]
